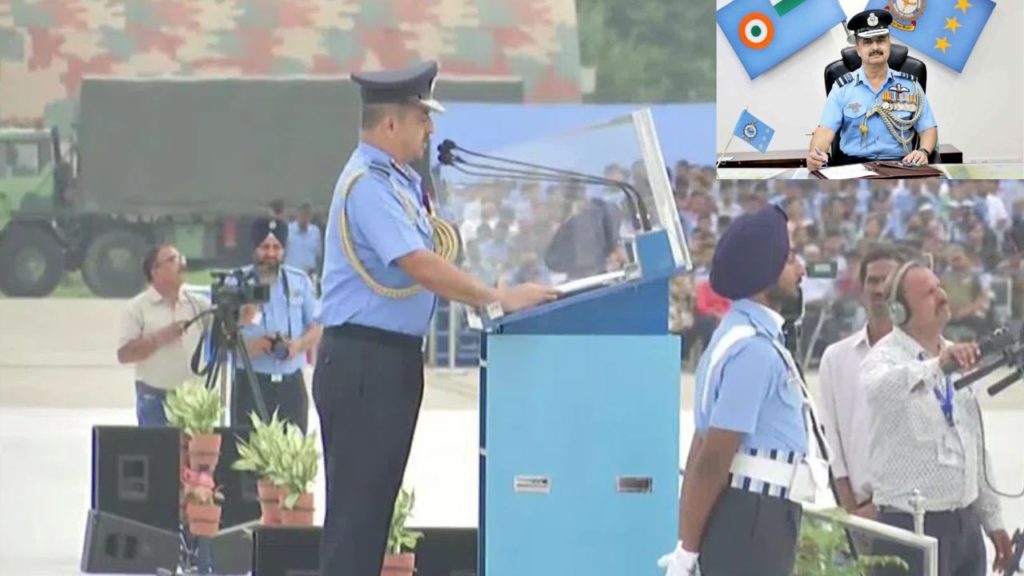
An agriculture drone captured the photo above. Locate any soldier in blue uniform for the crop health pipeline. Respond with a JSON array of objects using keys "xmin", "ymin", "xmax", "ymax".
[
  {"xmin": 236, "ymin": 217, "xmax": 321, "ymax": 432},
  {"xmin": 659, "ymin": 205, "xmax": 833, "ymax": 576},
  {"xmin": 313, "ymin": 60, "xmax": 558, "ymax": 576},
  {"xmin": 807, "ymin": 9, "xmax": 938, "ymax": 171}
]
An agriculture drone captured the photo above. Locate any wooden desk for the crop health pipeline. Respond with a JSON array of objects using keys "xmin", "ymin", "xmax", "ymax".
[
  {"xmin": 717, "ymin": 144, "xmax": 963, "ymax": 168},
  {"xmin": 717, "ymin": 162, "xmax": 1023, "ymax": 180}
]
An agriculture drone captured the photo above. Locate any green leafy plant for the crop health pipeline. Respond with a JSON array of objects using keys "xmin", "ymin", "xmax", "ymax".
[
  {"xmin": 797, "ymin": 509, "xmax": 909, "ymax": 575},
  {"xmin": 232, "ymin": 411, "xmax": 287, "ymax": 479},
  {"xmin": 387, "ymin": 488, "xmax": 425, "ymax": 555},
  {"xmin": 266, "ymin": 422, "xmax": 319, "ymax": 510},
  {"xmin": 163, "ymin": 380, "xmax": 223, "ymax": 437}
]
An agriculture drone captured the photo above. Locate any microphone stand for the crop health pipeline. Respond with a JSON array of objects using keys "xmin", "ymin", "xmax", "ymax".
[
  {"xmin": 438, "ymin": 140, "xmax": 654, "ymax": 232},
  {"xmin": 953, "ymin": 325, "xmax": 1024, "ymax": 396}
]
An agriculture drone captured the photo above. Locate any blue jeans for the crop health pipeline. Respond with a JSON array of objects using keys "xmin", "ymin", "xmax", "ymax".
[
  {"xmin": 134, "ymin": 381, "xmax": 213, "ymax": 572},
  {"xmin": 134, "ymin": 381, "xmax": 169, "ymax": 426}
]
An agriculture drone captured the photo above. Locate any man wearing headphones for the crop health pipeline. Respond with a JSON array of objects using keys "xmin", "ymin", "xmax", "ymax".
[{"xmin": 861, "ymin": 259, "xmax": 1011, "ymax": 576}]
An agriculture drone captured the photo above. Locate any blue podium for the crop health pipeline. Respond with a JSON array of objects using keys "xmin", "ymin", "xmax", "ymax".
[{"xmin": 475, "ymin": 230, "xmax": 683, "ymax": 576}]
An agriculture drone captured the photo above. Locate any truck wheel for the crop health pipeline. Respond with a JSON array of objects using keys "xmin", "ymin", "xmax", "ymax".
[
  {"xmin": 0, "ymin": 224, "xmax": 65, "ymax": 297},
  {"xmin": 82, "ymin": 229, "xmax": 148, "ymax": 298}
]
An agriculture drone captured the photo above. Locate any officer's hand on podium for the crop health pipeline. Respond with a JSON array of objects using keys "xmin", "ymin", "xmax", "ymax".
[
  {"xmin": 497, "ymin": 283, "xmax": 559, "ymax": 313},
  {"xmin": 657, "ymin": 542, "xmax": 699, "ymax": 576}
]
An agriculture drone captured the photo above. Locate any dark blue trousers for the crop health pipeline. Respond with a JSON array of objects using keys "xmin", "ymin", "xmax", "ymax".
[{"xmin": 312, "ymin": 324, "xmax": 425, "ymax": 576}]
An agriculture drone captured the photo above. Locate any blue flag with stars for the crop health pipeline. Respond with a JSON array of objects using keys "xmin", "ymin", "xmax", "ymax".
[
  {"xmin": 733, "ymin": 109, "xmax": 775, "ymax": 153},
  {"xmin": 718, "ymin": 0, "xmax": 847, "ymax": 80},
  {"xmin": 864, "ymin": 0, "xmax": 995, "ymax": 73}
]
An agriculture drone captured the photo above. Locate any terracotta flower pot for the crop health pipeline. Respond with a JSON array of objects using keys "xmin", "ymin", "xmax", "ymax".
[
  {"xmin": 188, "ymin": 433, "xmax": 222, "ymax": 471},
  {"xmin": 381, "ymin": 553, "xmax": 416, "ymax": 576},
  {"xmin": 257, "ymin": 478, "xmax": 282, "ymax": 525},
  {"xmin": 280, "ymin": 492, "xmax": 314, "ymax": 526},
  {"xmin": 185, "ymin": 502, "xmax": 221, "ymax": 537}
]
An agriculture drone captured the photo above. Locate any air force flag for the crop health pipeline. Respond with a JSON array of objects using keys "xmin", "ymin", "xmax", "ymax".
[
  {"xmin": 864, "ymin": 0, "xmax": 995, "ymax": 73},
  {"xmin": 718, "ymin": 0, "xmax": 847, "ymax": 80},
  {"xmin": 733, "ymin": 109, "xmax": 776, "ymax": 153}
]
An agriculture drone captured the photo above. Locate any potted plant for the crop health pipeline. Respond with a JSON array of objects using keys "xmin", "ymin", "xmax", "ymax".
[
  {"xmin": 268, "ymin": 423, "xmax": 319, "ymax": 526},
  {"xmin": 164, "ymin": 380, "xmax": 224, "ymax": 471},
  {"xmin": 381, "ymin": 488, "xmax": 424, "ymax": 576},
  {"xmin": 233, "ymin": 411, "xmax": 287, "ymax": 524},
  {"xmin": 182, "ymin": 468, "xmax": 224, "ymax": 537},
  {"xmin": 797, "ymin": 509, "xmax": 909, "ymax": 575}
]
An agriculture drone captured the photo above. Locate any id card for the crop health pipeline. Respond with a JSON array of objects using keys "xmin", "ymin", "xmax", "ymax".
[{"xmin": 937, "ymin": 430, "xmax": 963, "ymax": 467}]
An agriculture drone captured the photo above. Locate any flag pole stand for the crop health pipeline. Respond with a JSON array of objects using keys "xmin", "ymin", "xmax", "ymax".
[{"xmin": 716, "ymin": 134, "xmax": 736, "ymax": 171}]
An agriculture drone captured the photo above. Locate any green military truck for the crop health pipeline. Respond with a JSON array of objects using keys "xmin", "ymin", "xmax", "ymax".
[{"xmin": 0, "ymin": 76, "xmax": 521, "ymax": 298}]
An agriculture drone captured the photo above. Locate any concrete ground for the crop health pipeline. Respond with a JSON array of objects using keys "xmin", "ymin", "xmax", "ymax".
[{"xmin": 1, "ymin": 299, "xmax": 1022, "ymax": 575}]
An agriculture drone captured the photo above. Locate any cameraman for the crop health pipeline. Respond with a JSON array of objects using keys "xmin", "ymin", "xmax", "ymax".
[
  {"xmin": 118, "ymin": 243, "xmax": 210, "ymax": 426},
  {"xmin": 236, "ymin": 218, "xmax": 321, "ymax": 432}
]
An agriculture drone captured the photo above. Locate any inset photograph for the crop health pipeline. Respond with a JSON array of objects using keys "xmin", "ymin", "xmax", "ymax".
[{"xmin": 715, "ymin": 0, "xmax": 1024, "ymax": 179}]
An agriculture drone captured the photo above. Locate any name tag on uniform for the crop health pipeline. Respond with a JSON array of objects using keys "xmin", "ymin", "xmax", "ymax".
[{"xmin": 271, "ymin": 374, "xmax": 283, "ymax": 383}]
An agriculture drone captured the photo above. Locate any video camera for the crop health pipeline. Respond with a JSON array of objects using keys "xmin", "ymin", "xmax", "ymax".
[{"xmin": 209, "ymin": 268, "xmax": 270, "ymax": 310}]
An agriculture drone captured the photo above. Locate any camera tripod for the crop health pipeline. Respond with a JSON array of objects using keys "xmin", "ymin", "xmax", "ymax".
[{"xmin": 176, "ymin": 304, "xmax": 270, "ymax": 575}]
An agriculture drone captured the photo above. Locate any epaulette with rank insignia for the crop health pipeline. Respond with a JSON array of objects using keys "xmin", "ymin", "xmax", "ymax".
[
  {"xmin": 835, "ymin": 73, "xmax": 854, "ymax": 88},
  {"xmin": 892, "ymin": 70, "xmax": 918, "ymax": 83},
  {"xmin": 367, "ymin": 159, "xmax": 391, "ymax": 180}
]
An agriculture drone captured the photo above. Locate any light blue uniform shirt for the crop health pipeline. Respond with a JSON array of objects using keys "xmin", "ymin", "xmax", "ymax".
[
  {"xmin": 240, "ymin": 264, "xmax": 318, "ymax": 375},
  {"xmin": 821, "ymin": 67, "xmax": 936, "ymax": 160},
  {"xmin": 693, "ymin": 299, "xmax": 807, "ymax": 455},
  {"xmin": 318, "ymin": 142, "xmax": 435, "ymax": 336},
  {"xmin": 284, "ymin": 222, "xmax": 322, "ymax": 274}
]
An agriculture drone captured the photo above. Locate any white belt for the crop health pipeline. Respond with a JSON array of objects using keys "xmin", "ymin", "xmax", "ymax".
[{"xmin": 729, "ymin": 452, "xmax": 830, "ymax": 505}]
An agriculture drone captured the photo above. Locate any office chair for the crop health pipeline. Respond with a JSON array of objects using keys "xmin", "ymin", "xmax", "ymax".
[{"xmin": 822, "ymin": 45, "xmax": 938, "ymax": 165}]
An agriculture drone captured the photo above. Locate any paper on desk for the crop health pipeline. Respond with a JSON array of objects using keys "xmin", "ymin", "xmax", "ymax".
[{"xmin": 817, "ymin": 164, "xmax": 878, "ymax": 179}]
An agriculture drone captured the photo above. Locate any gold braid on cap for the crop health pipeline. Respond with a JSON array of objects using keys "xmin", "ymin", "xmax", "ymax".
[{"xmin": 338, "ymin": 169, "xmax": 460, "ymax": 299}]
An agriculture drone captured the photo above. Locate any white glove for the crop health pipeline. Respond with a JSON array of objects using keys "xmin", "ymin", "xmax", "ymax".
[{"xmin": 657, "ymin": 542, "xmax": 700, "ymax": 576}]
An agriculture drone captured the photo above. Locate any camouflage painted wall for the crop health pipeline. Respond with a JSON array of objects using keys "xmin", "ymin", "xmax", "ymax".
[{"xmin": 0, "ymin": 0, "xmax": 582, "ymax": 131}]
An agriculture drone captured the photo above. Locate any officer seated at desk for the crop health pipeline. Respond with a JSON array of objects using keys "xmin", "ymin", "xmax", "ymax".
[{"xmin": 807, "ymin": 9, "xmax": 938, "ymax": 171}]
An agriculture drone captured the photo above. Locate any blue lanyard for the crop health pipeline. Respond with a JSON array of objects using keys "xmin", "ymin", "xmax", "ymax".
[
  {"xmin": 919, "ymin": 351, "xmax": 954, "ymax": 426},
  {"xmin": 933, "ymin": 374, "xmax": 955, "ymax": 427}
]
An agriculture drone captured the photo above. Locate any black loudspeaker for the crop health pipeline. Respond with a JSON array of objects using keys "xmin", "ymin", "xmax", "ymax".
[
  {"xmin": 81, "ymin": 510, "xmax": 179, "ymax": 574},
  {"xmin": 92, "ymin": 426, "xmax": 181, "ymax": 532},
  {"xmin": 208, "ymin": 521, "xmax": 258, "ymax": 575},
  {"xmin": 416, "ymin": 527, "xmax": 478, "ymax": 576},
  {"xmin": 253, "ymin": 526, "xmax": 322, "ymax": 576},
  {"xmin": 214, "ymin": 426, "xmax": 260, "ymax": 528}
]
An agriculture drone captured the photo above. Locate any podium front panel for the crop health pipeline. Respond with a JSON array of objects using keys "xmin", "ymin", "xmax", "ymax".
[{"xmin": 482, "ymin": 334, "xmax": 679, "ymax": 576}]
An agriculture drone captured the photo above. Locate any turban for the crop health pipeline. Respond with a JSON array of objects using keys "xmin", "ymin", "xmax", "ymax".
[{"xmin": 710, "ymin": 205, "xmax": 789, "ymax": 300}]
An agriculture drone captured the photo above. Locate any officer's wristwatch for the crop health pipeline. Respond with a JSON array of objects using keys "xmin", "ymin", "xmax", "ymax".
[{"xmin": 916, "ymin": 147, "xmax": 932, "ymax": 156}]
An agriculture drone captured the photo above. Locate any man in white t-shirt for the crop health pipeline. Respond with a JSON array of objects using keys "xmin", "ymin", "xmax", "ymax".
[
  {"xmin": 117, "ymin": 243, "xmax": 210, "ymax": 426},
  {"xmin": 818, "ymin": 243, "xmax": 904, "ymax": 517}
]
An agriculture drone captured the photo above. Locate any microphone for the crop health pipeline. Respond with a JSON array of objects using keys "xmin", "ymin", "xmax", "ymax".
[
  {"xmin": 435, "ymin": 139, "xmax": 653, "ymax": 231},
  {"xmin": 987, "ymin": 367, "xmax": 1024, "ymax": 397},
  {"xmin": 437, "ymin": 139, "xmax": 458, "ymax": 166},
  {"xmin": 978, "ymin": 327, "xmax": 1014, "ymax": 358},
  {"xmin": 952, "ymin": 327, "xmax": 1023, "ymax": 392}
]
